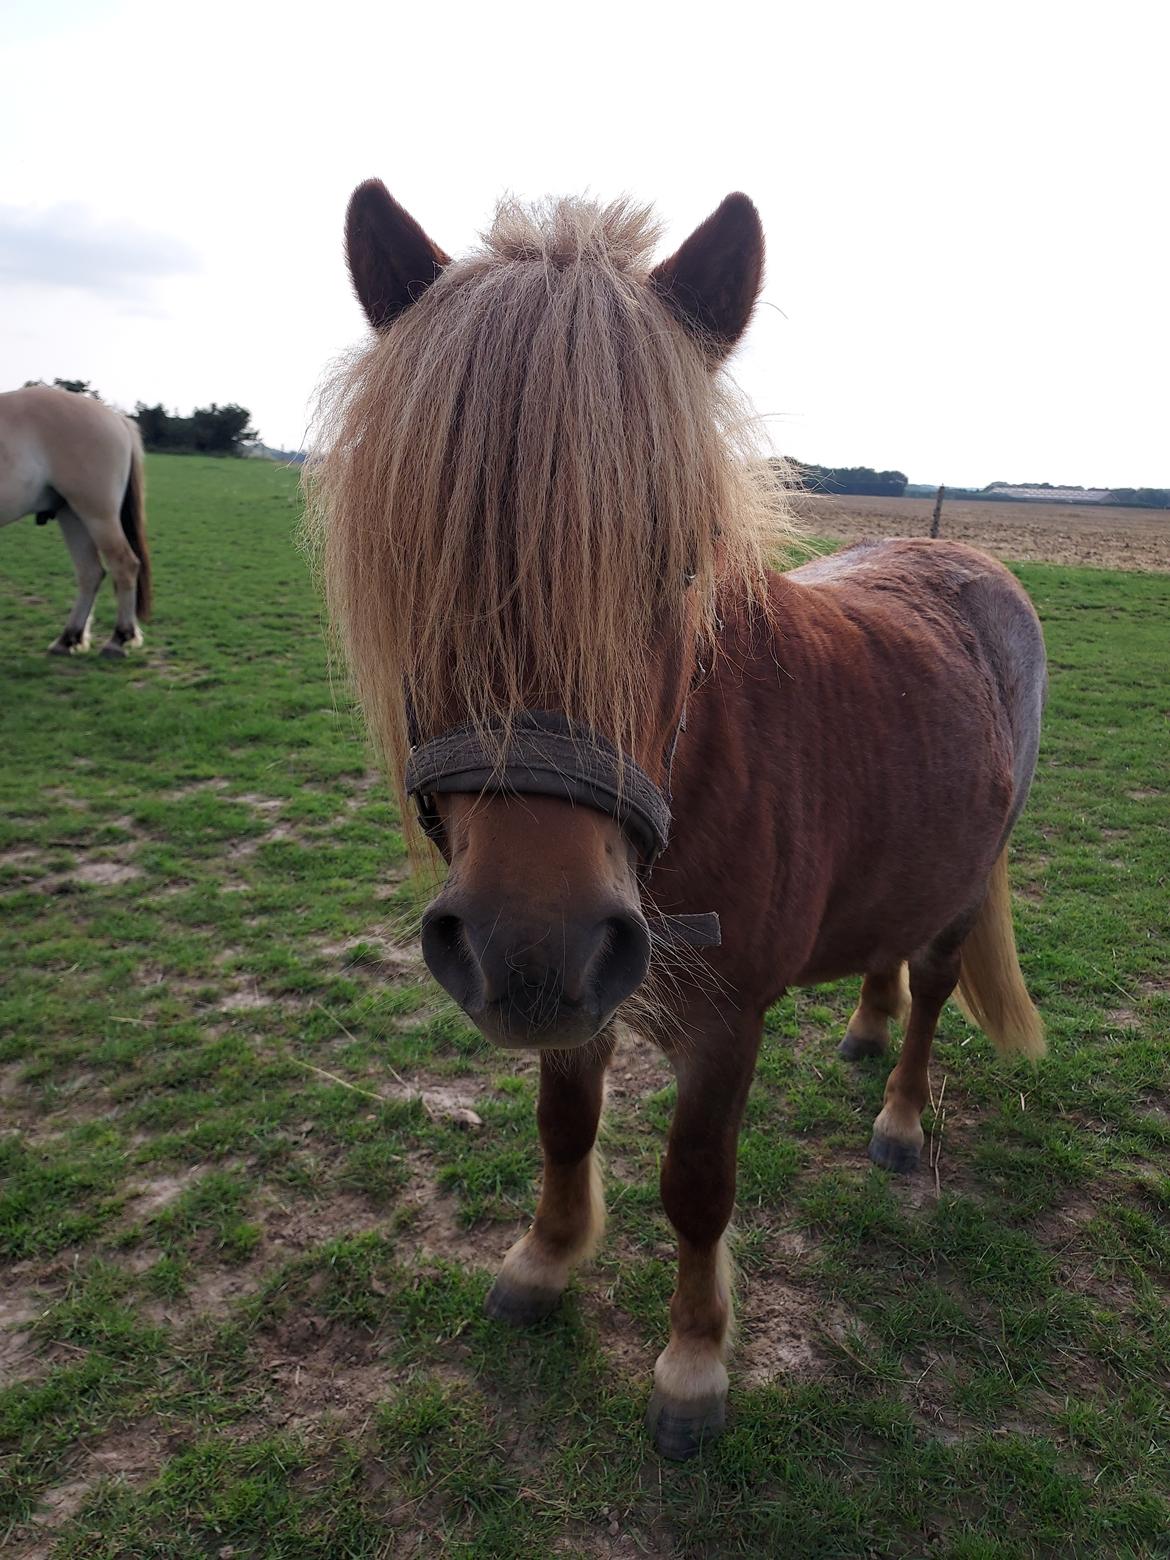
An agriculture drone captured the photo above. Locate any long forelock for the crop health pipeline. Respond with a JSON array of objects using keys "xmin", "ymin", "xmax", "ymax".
[{"xmin": 306, "ymin": 195, "xmax": 794, "ymax": 840}]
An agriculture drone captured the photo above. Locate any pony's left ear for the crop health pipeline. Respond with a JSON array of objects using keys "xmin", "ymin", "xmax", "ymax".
[
  {"xmin": 650, "ymin": 193, "xmax": 764, "ymax": 360},
  {"xmin": 345, "ymin": 179, "xmax": 451, "ymax": 332}
]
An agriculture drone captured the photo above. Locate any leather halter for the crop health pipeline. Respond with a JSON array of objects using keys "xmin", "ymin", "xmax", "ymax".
[{"xmin": 403, "ymin": 708, "xmax": 721, "ymax": 951}]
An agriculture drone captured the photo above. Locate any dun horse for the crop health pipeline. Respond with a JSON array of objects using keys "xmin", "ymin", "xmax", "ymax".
[
  {"xmin": 0, "ymin": 385, "xmax": 151, "ymax": 656},
  {"xmin": 310, "ymin": 183, "xmax": 1047, "ymax": 1458}
]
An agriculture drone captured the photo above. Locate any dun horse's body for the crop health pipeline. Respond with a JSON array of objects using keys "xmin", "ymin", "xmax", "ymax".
[
  {"xmin": 311, "ymin": 183, "xmax": 1047, "ymax": 1459},
  {"xmin": 0, "ymin": 386, "xmax": 151, "ymax": 655}
]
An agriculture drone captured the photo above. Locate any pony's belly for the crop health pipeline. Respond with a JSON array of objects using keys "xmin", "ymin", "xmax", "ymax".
[
  {"xmin": 0, "ymin": 443, "xmax": 52, "ymax": 526},
  {"xmin": 792, "ymin": 838, "xmax": 1005, "ymax": 982}
]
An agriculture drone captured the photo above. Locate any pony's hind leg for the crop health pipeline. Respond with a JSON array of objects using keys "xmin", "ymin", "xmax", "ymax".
[
  {"xmin": 74, "ymin": 509, "xmax": 142, "ymax": 657},
  {"xmin": 48, "ymin": 512, "xmax": 105, "ymax": 654},
  {"xmin": 485, "ymin": 1029, "xmax": 615, "ymax": 1325},
  {"xmin": 647, "ymin": 1014, "xmax": 762, "ymax": 1460},
  {"xmin": 839, "ymin": 963, "xmax": 910, "ymax": 1059},
  {"xmin": 869, "ymin": 928, "xmax": 967, "ymax": 1172}
]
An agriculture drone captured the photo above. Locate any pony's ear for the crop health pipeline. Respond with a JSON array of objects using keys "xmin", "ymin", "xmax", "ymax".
[
  {"xmin": 650, "ymin": 193, "xmax": 764, "ymax": 359},
  {"xmin": 345, "ymin": 179, "xmax": 451, "ymax": 331}
]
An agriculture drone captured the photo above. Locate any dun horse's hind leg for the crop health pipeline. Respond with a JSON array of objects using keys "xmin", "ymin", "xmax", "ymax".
[
  {"xmin": 48, "ymin": 512, "xmax": 105, "ymax": 654},
  {"xmin": 868, "ymin": 924, "xmax": 969, "ymax": 1172},
  {"xmin": 646, "ymin": 1013, "xmax": 762, "ymax": 1460},
  {"xmin": 76, "ymin": 510, "xmax": 142, "ymax": 658},
  {"xmin": 839, "ymin": 964, "xmax": 910, "ymax": 1059},
  {"xmin": 484, "ymin": 1030, "xmax": 615, "ymax": 1324}
]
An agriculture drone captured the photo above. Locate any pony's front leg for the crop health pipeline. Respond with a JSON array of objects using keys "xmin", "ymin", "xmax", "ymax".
[
  {"xmin": 648, "ymin": 1019, "xmax": 762, "ymax": 1460},
  {"xmin": 485, "ymin": 1029, "xmax": 615, "ymax": 1325}
]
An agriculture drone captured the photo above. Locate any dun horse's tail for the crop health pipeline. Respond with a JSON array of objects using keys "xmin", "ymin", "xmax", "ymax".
[
  {"xmin": 120, "ymin": 427, "xmax": 151, "ymax": 620},
  {"xmin": 955, "ymin": 849, "xmax": 1045, "ymax": 1058}
]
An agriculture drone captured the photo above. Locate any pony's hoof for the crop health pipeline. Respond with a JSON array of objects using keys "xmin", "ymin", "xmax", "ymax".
[
  {"xmin": 483, "ymin": 1277, "xmax": 560, "ymax": 1327},
  {"xmin": 868, "ymin": 1132, "xmax": 921, "ymax": 1173},
  {"xmin": 99, "ymin": 641, "xmax": 128, "ymax": 659},
  {"xmin": 645, "ymin": 1387, "xmax": 726, "ymax": 1461},
  {"xmin": 838, "ymin": 1029, "xmax": 887, "ymax": 1060},
  {"xmin": 48, "ymin": 638, "xmax": 85, "ymax": 656}
]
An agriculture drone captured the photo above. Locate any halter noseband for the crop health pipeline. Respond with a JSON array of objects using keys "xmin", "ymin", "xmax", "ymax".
[{"xmin": 403, "ymin": 709, "xmax": 721, "ymax": 952}]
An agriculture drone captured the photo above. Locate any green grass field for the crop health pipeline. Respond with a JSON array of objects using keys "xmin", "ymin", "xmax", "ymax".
[{"xmin": 2, "ymin": 455, "xmax": 1168, "ymax": 1557}]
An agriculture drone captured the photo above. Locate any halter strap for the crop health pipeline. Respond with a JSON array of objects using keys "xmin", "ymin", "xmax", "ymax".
[
  {"xmin": 403, "ymin": 710, "xmax": 721, "ymax": 950},
  {"xmin": 405, "ymin": 711, "xmax": 671, "ymax": 864}
]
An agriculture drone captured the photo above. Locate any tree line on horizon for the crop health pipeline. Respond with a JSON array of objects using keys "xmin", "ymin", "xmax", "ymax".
[
  {"xmin": 784, "ymin": 458, "xmax": 908, "ymax": 497},
  {"xmin": 778, "ymin": 458, "xmax": 1168, "ymax": 509},
  {"xmin": 21, "ymin": 379, "xmax": 259, "ymax": 457}
]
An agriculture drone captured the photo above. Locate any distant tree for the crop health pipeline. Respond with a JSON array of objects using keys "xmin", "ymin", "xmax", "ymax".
[
  {"xmin": 133, "ymin": 403, "xmax": 175, "ymax": 449},
  {"xmin": 23, "ymin": 378, "xmax": 100, "ymax": 398},
  {"xmin": 787, "ymin": 459, "xmax": 908, "ymax": 498},
  {"xmin": 133, "ymin": 401, "xmax": 259, "ymax": 456},
  {"xmin": 54, "ymin": 378, "xmax": 100, "ymax": 397},
  {"xmin": 190, "ymin": 403, "xmax": 258, "ymax": 455}
]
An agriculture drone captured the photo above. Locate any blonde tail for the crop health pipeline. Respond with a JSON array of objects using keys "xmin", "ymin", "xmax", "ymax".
[{"xmin": 955, "ymin": 849, "xmax": 1046, "ymax": 1059}]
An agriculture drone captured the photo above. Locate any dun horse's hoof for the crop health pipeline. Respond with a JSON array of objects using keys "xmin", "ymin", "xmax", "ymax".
[
  {"xmin": 868, "ymin": 1132, "xmax": 921, "ymax": 1173},
  {"xmin": 483, "ymin": 1278, "xmax": 560, "ymax": 1327},
  {"xmin": 645, "ymin": 1387, "xmax": 726, "ymax": 1461},
  {"xmin": 838, "ymin": 1029, "xmax": 887, "ymax": 1060}
]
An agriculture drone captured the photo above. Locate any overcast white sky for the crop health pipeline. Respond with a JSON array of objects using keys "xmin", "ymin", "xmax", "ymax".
[{"xmin": 3, "ymin": 0, "xmax": 1165, "ymax": 487}]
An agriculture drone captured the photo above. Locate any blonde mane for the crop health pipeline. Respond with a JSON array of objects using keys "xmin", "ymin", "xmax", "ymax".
[{"xmin": 306, "ymin": 196, "xmax": 795, "ymax": 823}]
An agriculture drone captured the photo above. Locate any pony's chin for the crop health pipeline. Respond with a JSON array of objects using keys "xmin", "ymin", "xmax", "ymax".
[{"xmin": 469, "ymin": 1002, "xmax": 611, "ymax": 1053}]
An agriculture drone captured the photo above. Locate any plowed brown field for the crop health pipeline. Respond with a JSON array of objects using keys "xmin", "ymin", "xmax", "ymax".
[{"xmin": 798, "ymin": 492, "xmax": 1169, "ymax": 571}]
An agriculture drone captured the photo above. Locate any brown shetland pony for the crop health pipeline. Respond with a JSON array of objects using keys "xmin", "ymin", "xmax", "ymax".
[{"xmin": 309, "ymin": 183, "xmax": 1047, "ymax": 1459}]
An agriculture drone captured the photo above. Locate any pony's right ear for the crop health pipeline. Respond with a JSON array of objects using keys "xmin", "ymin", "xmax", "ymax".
[{"xmin": 345, "ymin": 180, "xmax": 451, "ymax": 331}]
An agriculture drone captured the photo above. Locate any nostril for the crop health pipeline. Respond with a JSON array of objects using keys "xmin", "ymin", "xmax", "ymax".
[
  {"xmin": 590, "ymin": 912, "xmax": 652, "ymax": 1017},
  {"xmin": 420, "ymin": 911, "xmax": 480, "ymax": 1010}
]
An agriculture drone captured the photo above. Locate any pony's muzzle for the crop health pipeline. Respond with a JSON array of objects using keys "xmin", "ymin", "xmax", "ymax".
[{"xmin": 420, "ymin": 897, "xmax": 651, "ymax": 1048}]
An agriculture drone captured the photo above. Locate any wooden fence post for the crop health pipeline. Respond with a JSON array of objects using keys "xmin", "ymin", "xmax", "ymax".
[{"xmin": 930, "ymin": 484, "xmax": 945, "ymax": 538}]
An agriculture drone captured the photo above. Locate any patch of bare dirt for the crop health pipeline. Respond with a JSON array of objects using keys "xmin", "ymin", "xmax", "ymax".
[
  {"xmin": 605, "ymin": 1029, "xmax": 673, "ymax": 1107},
  {"xmin": 0, "ymin": 847, "xmax": 47, "ymax": 875},
  {"xmin": 5, "ymin": 832, "xmax": 144, "ymax": 892},
  {"xmin": 120, "ymin": 1168, "xmax": 203, "ymax": 1222},
  {"xmin": 799, "ymin": 492, "xmax": 1170, "ymax": 572},
  {"xmin": 399, "ymin": 1160, "xmax": 525, "ymax": 1268},
  {"xmin": 0, "ymin": 1288, "xmax": 47, "ymax": 1380},
  {"xmin": 29, "ymin": 1421, "xmax": 164, "ymax": 1535},
  {"xmin": 164, "ymin": 778, "xmax": 230, "ymax": 800},
  {"xmin": 339, "ymin": 771, "xmax": 386, "ymax": 811},
  {"xmin": 258, "ymin": 1190, "xmax": 391, "ymax": 1259},
  {"xmin": 237, "ymin": 793, "xmax": 284, "ymax": 813},
  {"xmin": 265, "ymin": 1336, "xmax": 392, "ymax": 1435},
  {"xmin": 736, "ymin": 1272, "xmax": 856, "ymax": 1387},
  {"xmin": 69, "ymin": 860, "xmax": 143, "ymax": 886},
  {"xmin": 226, "ymin": 823, "xmax": 299, "ymax": 861},
  {"xmin": 373, "ymin": 870, "xmax": 412, "ymax": 900},
  {"xmin": 1104, "ymin": 1007, "xmax": 1140, "ymax": 1029},
  {"xmin": 43, "ymin": 789, "xmax": 88, "ymax": 813},
  {"xmin": 0, "ymin": 1059, "xmax": 29, "ymax": 1102},
  {"xmin": 218, "ymin": 988, "xmax": 274, "ymax": 1012},
  {"xmin": 316, "ymin": 933, "xmax": 427, "ymax": 981}
]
